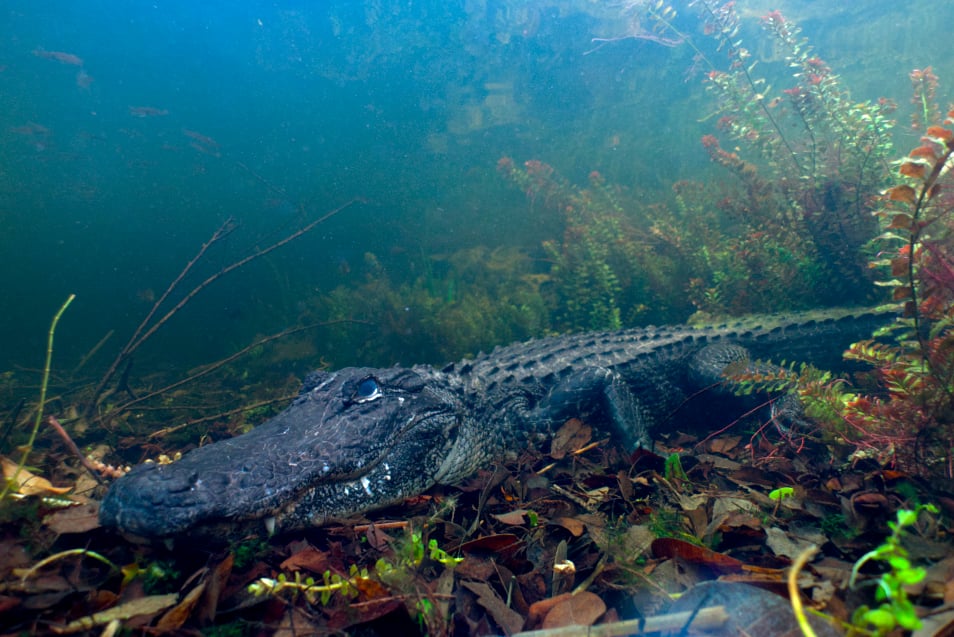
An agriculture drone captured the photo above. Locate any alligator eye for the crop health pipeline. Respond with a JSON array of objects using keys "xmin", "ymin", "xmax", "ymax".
[{"xmin": 354, "ymin": 377, "xmax": 382, "ymax": 403}]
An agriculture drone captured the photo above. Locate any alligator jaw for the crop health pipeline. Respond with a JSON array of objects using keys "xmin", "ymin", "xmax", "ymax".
[{"xmin": 99, "ymin": 366, "xmax": 461, "ymax": 538}]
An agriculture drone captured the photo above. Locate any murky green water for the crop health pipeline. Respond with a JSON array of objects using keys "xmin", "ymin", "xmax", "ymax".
[{"xmin": 1, "ymin": 0, "xmax": 950, "ymax": 389}]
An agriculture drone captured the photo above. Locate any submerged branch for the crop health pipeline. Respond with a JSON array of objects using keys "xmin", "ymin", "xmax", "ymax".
[{"xmin": 85, "ymin": 200, "xmax": 358, "ymax": 419}]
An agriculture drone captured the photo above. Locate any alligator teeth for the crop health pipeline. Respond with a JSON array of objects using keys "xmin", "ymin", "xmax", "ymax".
[
  {"xmin": 361, "ymin": 476, "xmax": 373, "ymax": 496},
  {"xmin": 264, "ymin": 516, "xmax": 276, "ymax": 536}
]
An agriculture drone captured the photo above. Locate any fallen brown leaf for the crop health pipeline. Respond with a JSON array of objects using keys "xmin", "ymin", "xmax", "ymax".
[
  {"xmin": 549, "ymin": 516, "xmax": 585, "ymax": 537},
  {"xmin": 156, "ymin": 580, "xmax": 206, "ymax": 631},
  {"xmin": 2, "ymin": 457, "xmax": 72, "ymax": 496},
  {"xmin": 197, "ymin": 554, "xmax": 233, "ymax": 625},
  {"xmin": 492, "ymin": 509, "xmax": 529, "ymax": 526},
  {"xmin": 651, "ymin": 538, "xmax": 744, "ymax": 574},
  {"xmin": 550, "ymin": 418, "xmax": 592, "ymax": 460},
  {"xmin": 541, "ymin": 590, "xmax": 606, "ymax": 629},
  {"xmin": 461, "ymin": 580, "xmax": 524, "ymax": 636},
  {"xmin": 52, "ymin": 593, "xmax": 178, "ymax": 634},
  {"xmin": 43, "ymin": 502, "xmax": 101, "ymax": 534},
  {"xmin": 279, "ymin": 546, "xmax": 330, "ymax": 574},
  {"xmin": 457, "ymin": 533, "xmax": 522, "ymax": 557},
  {"xmin": 527, "ymin": 592, "xmax": 572, "ymax": 627}
]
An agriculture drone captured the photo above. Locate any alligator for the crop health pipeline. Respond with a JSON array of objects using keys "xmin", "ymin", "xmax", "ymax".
[{"xmin": 98, "ymin": 308, "xmax": 892, "ymax": 538}]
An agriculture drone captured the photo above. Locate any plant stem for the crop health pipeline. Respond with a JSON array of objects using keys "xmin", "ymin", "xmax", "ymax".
[
  {"xmin": 907, "ymin": 140, "xmax": 954, "ymax": 359},
  {"xmin": 1, "ymin": 294, "xmax": 75, "ymax": 503},
  {"xmin": 788, "ymin": 544, "xmax": 820, "ymax": 637}
]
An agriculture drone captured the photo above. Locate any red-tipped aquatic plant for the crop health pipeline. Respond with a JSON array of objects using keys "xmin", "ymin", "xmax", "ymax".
[{"xmin": 802, "ymin": 110, "xmax": 954, "ymax": 475}]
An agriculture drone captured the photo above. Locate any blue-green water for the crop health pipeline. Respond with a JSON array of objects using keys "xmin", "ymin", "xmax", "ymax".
[{"xmin": 1, "ymin": 0, "xmax": 951, "ymax": 382}]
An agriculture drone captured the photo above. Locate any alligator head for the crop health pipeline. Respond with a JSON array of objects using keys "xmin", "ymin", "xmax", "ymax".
[{"xmin": 98, "ymin": 366, "xmax": 463, "ymax": 538}]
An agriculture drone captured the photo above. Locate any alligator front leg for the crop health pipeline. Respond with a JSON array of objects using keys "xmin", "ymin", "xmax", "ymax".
[{"xmin": 530, "ymin": 367, "xmax": 655, "ymax": 451}]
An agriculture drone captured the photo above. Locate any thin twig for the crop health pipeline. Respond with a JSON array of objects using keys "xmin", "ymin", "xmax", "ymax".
[
  {"xmin": 47, "ymin": 415, "xmax": 104, "ymax": 485},
  {"xmin": 71, "ymin": 329, "xmax": 113, "ymax": 375},
  {"xmin": 115, "ymin": 321, "xmax": 343, "ymax": 413},
  {"xmin": 125, "ymin": 199, "xmax": 357, "ymax": 356},
  {"xmin": 147, "ymin": 393, "xmax": 299, "ymax": 439},
  {"xmin": 85, "ymin": 220, "xmax": 234, "ymax": 417},
  {"xmin": 510, "ymin": 605, "xmax": 729, "ymax": 636},
  {"xmin": 87, "ymin": 199, "xmax": 357, "ymax": 420}
]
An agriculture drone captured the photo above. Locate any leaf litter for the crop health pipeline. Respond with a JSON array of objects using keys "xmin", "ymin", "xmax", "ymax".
[{"xmin": 2, "ymin": 415, "xmax": 954, "ymax": 636}]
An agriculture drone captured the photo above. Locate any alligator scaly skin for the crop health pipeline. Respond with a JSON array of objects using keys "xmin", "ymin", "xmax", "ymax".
[{"xmin": 98, "ymin": 308, "xmax": 892, "ymax": 537}]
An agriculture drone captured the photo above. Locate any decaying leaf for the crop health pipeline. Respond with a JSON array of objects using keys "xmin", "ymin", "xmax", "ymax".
[
  {"xmin": 764, "ymin": 526, "xmax": 817, "ymax": 560},
  {"xmin": 156, "ymin": 580, "xmax": 206, "ymax": 631},
  {"xmin": 279, "ymin": 546, "xmax": 331, "ymax": 574},
  {"xmin": 652, "ymin": 538, "xmax": 744, "ymax": 574},
  {"xmin": 549, "ymin": 516, "xmax": 586, "ymax": 537},
  {"xmin": 550, "ymin": 418, "xmax": 592, "ymax": 460},
  {"xmin": 52, "ymin": 593, "xmax": 178, "ymax": 634},
  {"xmin": 43, "ymin": 502, "xmax": 101, "ymax": 534},
  {"xmin": 461, "ymin": 580, "xmax": 524, "ymax": 636},
  {"xmin": 492, "ymin": 509, "xmax": 530, "ymax": 526},
  {"xmin": 541, "ymin": 591, "xmax": 606, "ymax": 629},
  {"xmin": 2, "ymin": 457, "xmax": 72, "ymax": 496}
]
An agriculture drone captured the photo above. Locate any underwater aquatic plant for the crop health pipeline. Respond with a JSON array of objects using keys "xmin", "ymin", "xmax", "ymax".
[
  {"xmin": 692, "ymin": 3, "xmax": 895, "ymax": 195},
  {"xmin": 0, "ymin": 295, "xmax": 74, "ymax": 505},
  {"xmin": 776, "ymin": 111, "xmax": 954, "ymax": 475},
  {"xmin": 910, "ymin": 66, "xmax": 941, "ymax": 133},
  {"xmin": 311, "ymin": 246, "xmax": 551, "ymax": 367},
  {"xmin": 499, "ymin": 159, "xmax": 676, "ymax": 330},
  {"xmin": 499, "ymin": 155, "xmax": 844, "ymax": 324},
  {"xmin": 690, "ymin": 5, "xmax": 896, "ymax": 308}
]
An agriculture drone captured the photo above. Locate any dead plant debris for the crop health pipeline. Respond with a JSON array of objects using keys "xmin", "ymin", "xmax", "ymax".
[{"xmin": 2, "ymin": 417, "xmax": 953, "ymax": 636}]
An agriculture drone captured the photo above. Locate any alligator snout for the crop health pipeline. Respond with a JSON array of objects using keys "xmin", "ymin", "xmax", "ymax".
[
  {"xmin": 99, "ymin": 366, "xmax": 462, "ymax": 538},
  {"xmin": 99, "ymin": 462, "xmax": 221, "ymax": 537}
]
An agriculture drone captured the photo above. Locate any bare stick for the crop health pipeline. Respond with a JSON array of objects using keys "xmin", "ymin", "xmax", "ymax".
[
  {"xmin": 125, "ymin": 199, "xmax": 357, "ymax": 356},
  {"xmin": 510, "ymin": 605, "xmax": 729, "ymax": 636},
  {"xmin": 71, "ymin": 329, "xmax": 114, "ymax": 375},
  {"xmin": 85, "ymin": 219, "xmax": 235, "ymax": 417},
  {"xmin": 147, "ymin": 393, "xmax": 299, "ymax": 439},
  {"xmin": 233, "ymin": 160, "xmax": 293, "ymax": 203},
  {"xmin": 115, "ymin": 320, "xmax": 349, "ymax": 413},
  {"xmin": 86, "ymin": 199, "xmax": 356, "ymax": 419},
  {"xmin": 47, "ymin": 415, "xmax": 104, "ymax": 485}
]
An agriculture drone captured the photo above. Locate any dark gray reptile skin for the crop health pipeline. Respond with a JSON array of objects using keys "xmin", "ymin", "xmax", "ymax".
[{"xmin": 98, "ymin": 308, "xmax": 891, "ymax": 537}]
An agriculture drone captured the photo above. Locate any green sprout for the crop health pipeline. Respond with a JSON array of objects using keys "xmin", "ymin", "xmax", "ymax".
[
  {"xmin": 849, "ymin": 504, "xmax": 938, "ymax": 634},
  {"xmin": 768, "ymin": 487, "xmax": 795, "ymax": 501},
  {"xmin": 428, "ymin": 538, "xmax": 464, "ymax": 568},
  {"xmin": 248, "ymin": 531, "xmax": 461, "ymax": 608},
  {"xmin": 664, "ymin": 453, "xmax": 688, "ymax": 483},
  {"xmin": 248, "ymin": 566, "xmax": 366, "ymax": 606}
]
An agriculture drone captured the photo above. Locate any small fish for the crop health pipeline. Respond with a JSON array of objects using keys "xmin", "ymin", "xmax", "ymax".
[
  {"xmin": 33, "ymin": 48, "xmax": 83, "ymax": 66},
  {"xmin": 10, "ymin": 122, "xmax": 49, "ymax": 137},
  {"xmin": 10, "ymin": 121, "xmax": 50, "ymax": 150},
  {"xmin": 136, "ymin": 288, "xmax": 156, "ymax": 303},
  {"xmin": 129, "ymin": 106, "xmax": 169, "ymax": 118},
  {"xmin": 76, "ymin": 69, "xmax": 93, "ymax": 89},
  {"xmin": 183, "ymin": 129, "xmax": 221, "ymax": 156}
]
